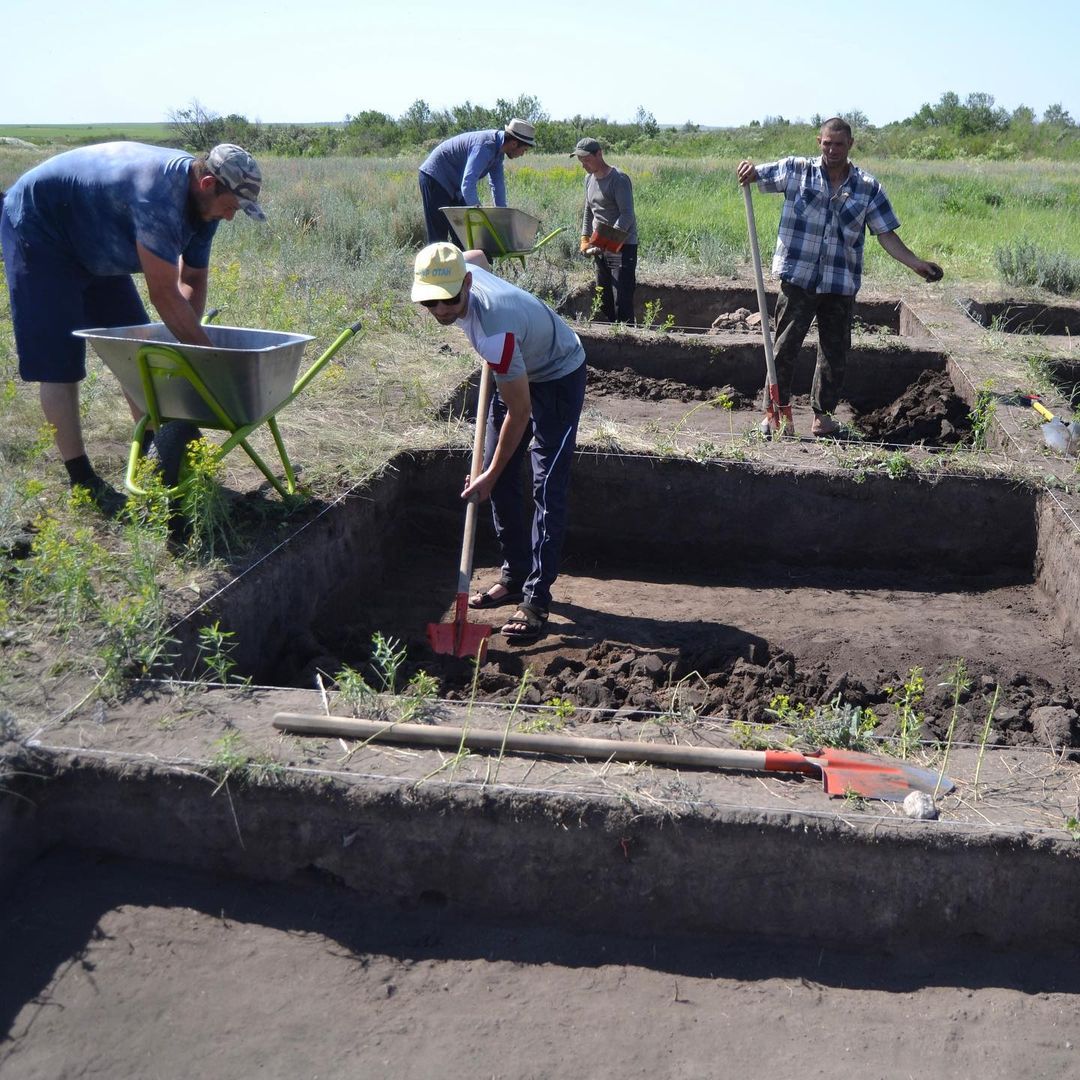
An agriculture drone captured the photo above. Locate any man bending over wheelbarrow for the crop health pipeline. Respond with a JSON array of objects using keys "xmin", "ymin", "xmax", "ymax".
[
  {"xmin": 0, "ymin": 141, "xmax": 265, "ymax": 515},
  {"xmin": 412, "ymin": 243, "xmax": 586, "ymax": 644}
]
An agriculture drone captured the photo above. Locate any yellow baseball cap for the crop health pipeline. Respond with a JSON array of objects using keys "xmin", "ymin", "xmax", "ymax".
[{"xmin": 412, "ymin": 243, "xmax": 466, "ymax": 302}]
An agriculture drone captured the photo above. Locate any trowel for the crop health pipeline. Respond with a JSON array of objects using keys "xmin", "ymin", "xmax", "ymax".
[{"xmin": 1024, "ymin": 396, "xmax": 1080, "ymax": 455}]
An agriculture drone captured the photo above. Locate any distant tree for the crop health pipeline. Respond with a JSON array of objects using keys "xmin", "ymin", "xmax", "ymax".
[
  {"xmin": 493, "ymin": 95, "xmax": 547, "ymax": 124},
  {"xmin": 400, "ymin": 99, "xmax": 435, "ymax": 144},
  {"xmin": 634, "ymin": 106, "xmax": 659, "ymax": 138},
  {"xmin": 841, "ymin": 108, "xmax": 870, "ymax": 129},
  {"xmin": 1011, "ymin": 104, "xmax": 1036, "ymax": 125},
  {"xmin": 956, "ymin": 92, "xmax": 1008, "ymax": 135},
  {"xmin": 168, "ymin": 99, "xmax": 225, "ymax": 150},
  {"xmin": 1043, "ymin": 103, "xmax": 1076, "ymax": 127}
]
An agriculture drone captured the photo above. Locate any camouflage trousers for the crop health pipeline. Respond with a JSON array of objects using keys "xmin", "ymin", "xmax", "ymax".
[{"xmin": 772, "ymin": 280, "xmax": 855, "ymax": 415}]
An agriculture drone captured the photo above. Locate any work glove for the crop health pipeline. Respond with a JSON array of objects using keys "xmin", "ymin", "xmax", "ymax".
[{"xmin": 579, "ymin": 235, "xmax": 592, "ymax": 255}]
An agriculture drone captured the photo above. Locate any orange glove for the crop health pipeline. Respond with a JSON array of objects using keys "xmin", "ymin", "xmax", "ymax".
[{"xmin": 579, "ymin": 235, "xmax": 592, "ymax": 254}]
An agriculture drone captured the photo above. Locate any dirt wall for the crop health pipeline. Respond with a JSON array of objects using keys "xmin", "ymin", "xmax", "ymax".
[{"xmin": 7, "ymin": 752, "xmax": 1080, "ymax": 952}]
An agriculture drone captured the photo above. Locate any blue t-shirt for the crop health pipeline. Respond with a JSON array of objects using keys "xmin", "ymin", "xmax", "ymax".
[{"xmin": 4, "ymin": 142, "xmax": 219, "ymax": 276}]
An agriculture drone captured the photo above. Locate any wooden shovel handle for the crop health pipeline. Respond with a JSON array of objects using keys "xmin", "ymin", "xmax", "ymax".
[{"xmin": 273, "ymin": 713, "xmax": 823, "ymax": 775}]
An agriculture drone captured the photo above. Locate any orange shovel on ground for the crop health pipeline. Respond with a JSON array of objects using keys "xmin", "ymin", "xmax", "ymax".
[{"xmin": 427, "ymin": 363, "xmax": 495, "ymax": 658}]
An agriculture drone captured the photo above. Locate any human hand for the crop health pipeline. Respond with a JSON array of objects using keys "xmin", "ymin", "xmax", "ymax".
[
  {"xmin": 461, "ymin": 470, "xmax": 494, "ymax": 503},
  {"xmin": 579, "ymin": 235, "xmax": 592, "ymax": 255},
  {"xmin": 919, "ymin": 261, "xmax": 944, "ymax": 283},
  {"xmin": 737, "ymin": 159, "xmax": 757, "ymax": 185}
]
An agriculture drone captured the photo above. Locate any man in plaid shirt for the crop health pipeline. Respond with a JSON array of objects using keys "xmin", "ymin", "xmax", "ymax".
[{"xmin": 738, "ymin": 118, "xmax": 942, "ymax": 437}]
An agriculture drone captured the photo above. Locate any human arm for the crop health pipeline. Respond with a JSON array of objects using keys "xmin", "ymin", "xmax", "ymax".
[
  {"xmin": 461, "ymin": 372, "xmax": 531, "ymax": 502},
  {"xmin": 611, "ymin": 172, "xmax": 635, "ymax": 234},
  {"xmin": 581, "ymin": 178, "xmax": 594, "ymax": 253},
  {"xmin": 461, "ymin": 133, "xmax": 503, "ymax": 206},
  {"xmin": 875, "ymin": 231, "xmax": 944, "ymax": 282},
  {"xmin": 137, "ymin": 242, "xmax": 212, "ymax": 345}
]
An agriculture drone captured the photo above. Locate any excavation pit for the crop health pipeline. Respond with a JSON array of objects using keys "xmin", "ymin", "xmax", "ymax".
[
  {"xmin": 165, "ymin": 449, "xmax": 1080, "ymax": 744},
  {"xmin": 554, "ymin": 283, "xmax": 970, "ymax": 444},
  {"xmin": 960, "ymin": 297, "xmax": 1080, "ymax": 337}
]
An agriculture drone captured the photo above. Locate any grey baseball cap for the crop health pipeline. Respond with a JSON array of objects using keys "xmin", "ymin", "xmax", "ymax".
[
  {"xmin": 570, "ymin": 137, "xmax": 602, "ymax": 157},
  {"xmin": 207, "ymin": 143, "xmax": 265, "ymax": 221}
]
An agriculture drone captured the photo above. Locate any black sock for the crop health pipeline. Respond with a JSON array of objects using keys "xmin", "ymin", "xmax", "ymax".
[
  {"xmin": 64, "ymin": 454, "xmax": 97, "ymax": 487},
  {"xmin": 141, "ymin": 427, "xmax": 155, "ymax": 453}
]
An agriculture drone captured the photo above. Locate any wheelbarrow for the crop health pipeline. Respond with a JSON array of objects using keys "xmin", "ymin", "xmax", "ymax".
[
  {"xmin": 440, "ymin": 206, "xmax": 564, "ymax": 268},
  {"xmin": 74, "ymin": 320, "xmax": 362, "ymax": 498}
]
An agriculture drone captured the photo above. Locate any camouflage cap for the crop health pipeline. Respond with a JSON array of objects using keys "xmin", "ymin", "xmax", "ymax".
[{"xmin": 207, "ymin": 144, "xmax": 265, "ymax": 221}]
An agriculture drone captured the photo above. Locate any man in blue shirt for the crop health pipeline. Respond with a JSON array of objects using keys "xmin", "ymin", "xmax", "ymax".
[
  {"xmin": 1, "ymin": 141, "xmax": 264, "ymax": 513},
  {"xmin": 738, "ymin": 118, "xmax": 942, "ymax": 436},
  {"xmin": 418, "ymin": 119, "xmax": 535, "ymax": 244},
  {"xmin": 412, "ymin": 242, "xmax": 586, "ymax": 644}
]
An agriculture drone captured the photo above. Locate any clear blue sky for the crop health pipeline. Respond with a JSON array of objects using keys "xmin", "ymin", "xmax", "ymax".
[{"xmin": 2, "ymin": 0, "xmax": 1077, "ymax": 128}]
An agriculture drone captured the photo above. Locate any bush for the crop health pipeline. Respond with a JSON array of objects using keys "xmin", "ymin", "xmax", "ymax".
[{"xmin": 994, "ymin": 241, "xmax": 1080, "ymax": 296}]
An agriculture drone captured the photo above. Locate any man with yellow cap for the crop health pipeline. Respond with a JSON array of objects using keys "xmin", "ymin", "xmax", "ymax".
[{"xmin": 412, "ymin": 243, "xmax": 586, "ymax": 644}]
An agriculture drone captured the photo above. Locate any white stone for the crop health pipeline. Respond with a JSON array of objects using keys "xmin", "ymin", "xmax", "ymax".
[{"xmin": 903, "ymin": 791, "xmax": 939, "ymax": 819}]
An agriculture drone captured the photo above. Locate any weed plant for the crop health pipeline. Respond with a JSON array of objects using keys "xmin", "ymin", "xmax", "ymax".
[
  {"xmin": 885, "ymin": 667, "xmax": 926, "ymax": 758},
  {"xmin": 767, "ymin": 693, "xmax": 878, "ymax": 751}
]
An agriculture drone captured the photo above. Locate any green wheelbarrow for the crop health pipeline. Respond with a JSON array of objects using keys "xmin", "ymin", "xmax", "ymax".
[
  {"xmin": 440, "ymin": 206, "xmax": 564, "ymax": 268},
  {"xmin": 75, "ymin": 319, "xmax": 362, "ymax": 498}
]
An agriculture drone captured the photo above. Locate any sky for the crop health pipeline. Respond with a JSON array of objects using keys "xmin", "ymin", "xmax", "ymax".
[{"xmin": 2, "ymin": 0, "xmax": 1078, "ymax": 129}]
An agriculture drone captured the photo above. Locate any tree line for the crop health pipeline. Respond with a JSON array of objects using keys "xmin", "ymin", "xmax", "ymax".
[{"xmin": 166, "ymin": 92, "xmax": 1079, "ymax": 161}]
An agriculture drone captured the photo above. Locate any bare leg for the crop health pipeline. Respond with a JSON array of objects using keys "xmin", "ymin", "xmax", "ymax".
[{"xmin": 39, "ymin": 382, "xmax": 84, "ymax": 461}]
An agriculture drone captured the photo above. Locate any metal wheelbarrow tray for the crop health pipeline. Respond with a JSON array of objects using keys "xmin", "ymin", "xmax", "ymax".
[
  {"xmin": 75, "ymin": 320, "xmax": 362, "ymax": 498},
  {"xmin": 440, "ymin": 207, "xmax": 564, "ymax": 266}
]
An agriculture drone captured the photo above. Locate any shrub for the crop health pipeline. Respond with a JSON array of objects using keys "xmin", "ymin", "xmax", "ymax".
[{"xmin": 994, "ymin": 241, "xmax": 1080, "ymax": 296}]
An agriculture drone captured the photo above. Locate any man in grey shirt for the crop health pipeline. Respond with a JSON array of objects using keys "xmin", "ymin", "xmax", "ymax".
[{"xmin": 572, "ymin": 137, "xmax": 637, "ymax": 323}]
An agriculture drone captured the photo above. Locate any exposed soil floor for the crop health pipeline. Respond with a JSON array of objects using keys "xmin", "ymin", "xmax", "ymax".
[{"xmin": 4, "ymin": 849, "xmax": 1080, "ymax": 1080}]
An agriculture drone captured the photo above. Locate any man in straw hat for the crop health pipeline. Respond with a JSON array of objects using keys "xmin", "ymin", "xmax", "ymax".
[
  {"xmin": 0, "ymin": 141, "xmax": 265, "ymax": 514},
  {"xmin": 411, "ymin": 242, "xmax": 586, "ymax": 644},
  {"xmin": 418, "ymin": 119, "xmax": 536, "ymax": 245}
]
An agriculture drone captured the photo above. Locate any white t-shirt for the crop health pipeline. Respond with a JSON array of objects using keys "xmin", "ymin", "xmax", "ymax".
[{"xmin": 456, "ymin": 264, "xmax": 585, "ymax": 384}]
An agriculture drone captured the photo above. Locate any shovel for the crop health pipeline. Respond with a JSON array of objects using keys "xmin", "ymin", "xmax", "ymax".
[
  {"xmin": 427, "ymin": 363, "xmax": 495, "ymax": 658},
  {"xmin": 742, "ymin": 183, "xmax": 791, "ymax": 437},
  {"xmin": 273, "ymin": 713, "xmax": 954, "ymax": 802},
  {"xmin": 1025, "ymin": 396, "xmax": 1080, "ymax": 455}
]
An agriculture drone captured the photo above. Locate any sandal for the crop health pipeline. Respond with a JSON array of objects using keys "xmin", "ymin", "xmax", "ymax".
[
  {"xmin": 469, "ymin": 582, "xmax": 524, "ymax": 610},
  {"xmin": 502, "ymin": 603, "xmax": 549, "ymax": 644}
]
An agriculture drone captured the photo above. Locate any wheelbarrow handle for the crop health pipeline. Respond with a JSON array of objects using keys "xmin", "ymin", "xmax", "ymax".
[{"xmin": 290, "ymin": 320, "xmax": 363, "ymax": 398}]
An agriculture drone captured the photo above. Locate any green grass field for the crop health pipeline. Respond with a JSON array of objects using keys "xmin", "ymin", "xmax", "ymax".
[{"xmin": 0, "ymin": 122, "xmax": 175, "ymax": 147}]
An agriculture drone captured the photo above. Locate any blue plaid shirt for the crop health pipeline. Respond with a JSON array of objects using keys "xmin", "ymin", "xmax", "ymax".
[{"xmin": 755, "ymin": 156, "xmax": 900, "ymax": 295}]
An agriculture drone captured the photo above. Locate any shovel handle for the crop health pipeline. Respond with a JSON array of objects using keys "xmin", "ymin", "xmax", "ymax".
[
  {"xmin": 742, "ymin": 184, "xmax": 781, "ymax": 403},
  {"xmin": 457, "ymin": 364, "xmax": 495, "ymax": 593},
  {"xmin": 273, "ymin": 713, "xmax": 825, "ymax": 775}
]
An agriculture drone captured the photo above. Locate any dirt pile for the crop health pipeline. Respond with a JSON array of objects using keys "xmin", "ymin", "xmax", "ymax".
[
  {"xmin": 586, "ymin": 368, "xmax": 751, "ymax": 406},
  {"xmin": 421, "ymin": 640, "xmax": 1080, "ymax": 747},
  {"xmin": 855, "ymin": 369, "xmax": 972, "ymax": 444}
]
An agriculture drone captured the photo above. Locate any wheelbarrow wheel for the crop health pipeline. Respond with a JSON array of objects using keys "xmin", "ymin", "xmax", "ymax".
[{"xmin": 148, "ymin": 422, "xmax": 202, "ymax": 488}]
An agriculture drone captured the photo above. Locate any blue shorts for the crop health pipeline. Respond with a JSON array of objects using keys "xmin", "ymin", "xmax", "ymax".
[{"xmin": 1, "ymin": 207, "xmax": 148, "ymax": 384}]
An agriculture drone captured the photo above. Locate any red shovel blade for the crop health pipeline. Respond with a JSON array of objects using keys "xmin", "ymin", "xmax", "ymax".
[
  {"xmin": 427, "ymin": 593, "xmax": 492, "ymax": 659},
  {"xmin": 765, "ymin": 748, "xmax": 953, "ymax": 802}
]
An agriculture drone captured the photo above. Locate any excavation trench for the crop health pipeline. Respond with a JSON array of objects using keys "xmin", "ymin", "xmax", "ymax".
[{"xmin": 162, "ymin": 449, "xmax": 1080, "ymax": 746}]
